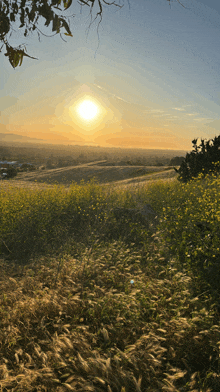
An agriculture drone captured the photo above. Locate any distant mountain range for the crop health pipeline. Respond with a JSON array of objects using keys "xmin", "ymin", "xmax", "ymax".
[
  {"xmin": 0, "ymin": 133, "xmax": 189, "ymax": 156},
  {"xmin": 0, "ymin": 133, "xmax": 45, "ymax": 143}
]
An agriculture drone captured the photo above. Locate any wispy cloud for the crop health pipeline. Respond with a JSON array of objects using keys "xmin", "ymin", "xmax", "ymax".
[
  {"xmin": 194, "ymin": 117, "xmax": 213, "ymax": 122},
  {"xmin": 149, "ymin": 109, "xmax": 165, "ymax": 113},
  {"xmin": 93, "ymin": 83, "xmax": 132, "ymax": 104}
]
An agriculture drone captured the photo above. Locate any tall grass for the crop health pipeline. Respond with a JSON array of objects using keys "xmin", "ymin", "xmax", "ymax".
[{"xmin": 0, "ymin": 174, "xmax": 220, "ymax": 391}]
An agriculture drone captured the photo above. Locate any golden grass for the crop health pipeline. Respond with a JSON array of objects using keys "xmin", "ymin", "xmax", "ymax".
[
  {"xmin": 10, "ymin": 163, "xmax": 174, "ymax": 186},
  {"xmin": 0, "ymin": 171, "xmax": 219, "ymax": 391}
]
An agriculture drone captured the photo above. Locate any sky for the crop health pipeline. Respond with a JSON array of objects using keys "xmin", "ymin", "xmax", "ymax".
[{"xmin": 0, "ymin": 0, "xmax": 220, "ymax": 151}]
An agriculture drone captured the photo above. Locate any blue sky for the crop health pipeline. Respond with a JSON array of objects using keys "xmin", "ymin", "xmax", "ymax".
[{"xmin": 0, "ymin": 0, "xmax": 220, "ymax": 150}]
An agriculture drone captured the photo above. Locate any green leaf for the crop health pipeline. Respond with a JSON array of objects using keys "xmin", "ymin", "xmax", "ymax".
[
  {"xmin": 0, "ymin": 15, "xmax": 10, "ymax": 35},
  {"xmin": 52, "ymin": 14, "xmax": 60, "ymax": 33},
  {"xmin": 45, "ymin": 16, "xmax": 52, "ymax": 27},
  {"xmin": 19, "ymin": 52, "xmax": 24, "ymax": 67},
  {"xmin": 19, "ymin": 8, "xmax": 25, "ymax": 27},
  {"xmin": 60, "ymin": 18, "xmax": 72, "ymax": 36},
  {"xmin": 12, "ymin": 2, "xmax": 19, "ymax": 13},
  {"xmin": 9, "ymin": 51, "xmax": 20, "ymax": 68},
  {"xmin": 64, "ymin": 0, "xmax": 72, "ymax": 10},
  {"xmin": 10, "ymin": 13, "xmax": 15, "ymax": 22}
]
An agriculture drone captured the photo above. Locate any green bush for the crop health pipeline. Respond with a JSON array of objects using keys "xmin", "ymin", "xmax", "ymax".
[
  {"xmin": 169, "ymin": 156, "xmax": 185, "ymax": 166},
  {"xmin": 175, "ymin": 136, "xmax": 220, "ymax": 182}
]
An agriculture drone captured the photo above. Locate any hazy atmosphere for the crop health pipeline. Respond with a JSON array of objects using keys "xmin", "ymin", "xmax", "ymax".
[{"xmin": 1, "ymin": 0, "xmax": 220, "ymax": 150}]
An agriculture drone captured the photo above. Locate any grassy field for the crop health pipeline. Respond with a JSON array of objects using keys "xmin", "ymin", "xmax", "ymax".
[
  {"xmin": 0, "ymin": 171, "xmax": 219, "ymax": 391},
  {"xmin": 13, "ymin": 161, "xmax": 174, "ymax": 186}
]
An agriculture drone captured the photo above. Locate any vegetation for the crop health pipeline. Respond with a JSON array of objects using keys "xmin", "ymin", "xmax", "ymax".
[
  {"xmin": 0, "ymin": 168, "xmax": 220, "ymax": 391},
  {"xmin": 5, "ymin": 166, "xmax": 17, "ymax": 178},
  {"xmin": 0, "ymin": 142, "xmax": 186, "ymax": 168},
  {"xmin": 0, "ymin": 1, "xmax": 183, "ymax": 68},
  {"xmin": 0, "ymin": 0, "xmax": 124, "ymax": 68},
  {"xmin": 20, "ymin": 163, "xmax": 36, "ymax": 172},
  {"xmin": 169, "ymin": 156, "xmax": 185, "ymax": 166},
  {"xmin": 174, "ymin": 136, "xmax": 220, "ymax": 183}
]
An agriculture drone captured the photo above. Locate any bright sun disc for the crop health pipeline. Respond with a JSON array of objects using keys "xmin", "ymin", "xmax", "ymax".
[{"xmin": 77, "ymin": 100, "xmax": 98, "ymax": 121}]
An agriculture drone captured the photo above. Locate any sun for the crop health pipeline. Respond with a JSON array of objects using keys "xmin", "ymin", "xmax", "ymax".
[
  {"xmin": 77, "ymin": 99, "xmax": 99, "ymax": 121},
  {"xmin": 68, "ymin": 94, "xmax": 107, "ymax": 131}
]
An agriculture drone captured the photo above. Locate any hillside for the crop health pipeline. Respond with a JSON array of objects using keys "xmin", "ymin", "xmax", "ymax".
[{"xmin": 7, "ymin": 161, "xmax": 178, "ymax": 189}]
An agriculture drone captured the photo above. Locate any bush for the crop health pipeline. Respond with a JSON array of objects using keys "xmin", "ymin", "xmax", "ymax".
[
  {"xmin": 169, "ymin": 156, "xmax": 185, "ymax": 166},
  {"xmin": 20, "ymin": 163, "xmax": 36, "ymax": 171},
  {"xmin": 175, "ymin": 136, "xmax": 220, "ymax": 182},
  {"xmin": 7, "ymin": 166, "xmax": 17, "ymax": 178}
]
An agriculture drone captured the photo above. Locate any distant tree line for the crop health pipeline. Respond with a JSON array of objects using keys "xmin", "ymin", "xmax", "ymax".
[{"xmin": 0, "ymin": 143, "xmax": 184, "ymax": 168}]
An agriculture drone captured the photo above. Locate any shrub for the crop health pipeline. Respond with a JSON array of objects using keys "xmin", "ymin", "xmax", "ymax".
[
  {"xmin": 7, "ymin": 166, "xmax": 17, "ymax": 178},
  {"xmin": 175, "ymin": 136, "xmax": 220, "ymax": 182},
  {"xmin": 169, "ymin": 156, "xmax": 185, "ymax": 166},
  {"xmin": 20, "ymin": 163, "xmax": 36, "ymax": 171}
]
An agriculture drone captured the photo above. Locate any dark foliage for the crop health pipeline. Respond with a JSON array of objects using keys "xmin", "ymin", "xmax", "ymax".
[
  {"xmin": 6, "ymin": 166, "xmax": 17, "ymax": 178},
  {"xmin": 169, "ymin": 156, "xmax": 185, "ymax": 166},
  {"xmin": 174, "ymin": 136, "xmax": 220, "ymax": 182},
  {"xmin": 20, "ymin": 163, "xmax": 36, "ymax": 171},
  {"xmin": 0, "ymin": 0, "xmax": 74, "ymax": 68}
]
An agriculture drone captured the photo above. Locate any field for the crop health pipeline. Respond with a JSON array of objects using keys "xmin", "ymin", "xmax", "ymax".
[
  {"xmin": 0, "ymin": 167, "xmax": 219, "ymax": 391},
  {"xmin": 12, "ymin": 161, "xmax": 175, "ymax": 186}
]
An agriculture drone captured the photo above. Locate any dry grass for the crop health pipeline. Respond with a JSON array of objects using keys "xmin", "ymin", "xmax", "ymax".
[
  {"xmin": 0, "ymin": 243, "xmax": 219, "ymax": 391},
  {"xmin": 8, "ymin": 162, "xmax": 174, "ymax": 186},
  {"xmin": 0, "ymin": 172, "xmax": 219, "ymax": 391}
]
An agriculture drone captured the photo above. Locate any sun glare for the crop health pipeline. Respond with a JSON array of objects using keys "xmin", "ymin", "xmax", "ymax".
[
  {"xmin": 69, "ymin": 94, "xmax": 108, "ymax": 132},
  {"xmin": 77, "ymin": 100, "xmax": 99, "ymax": 121}
]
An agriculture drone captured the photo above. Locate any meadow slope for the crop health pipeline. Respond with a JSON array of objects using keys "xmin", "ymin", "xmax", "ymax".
[
  {"xmin": 12, "ymin": 162, "xmax": 174, "ymax": 186},
  {"xmin": 0, "ymin": 171, "xmax": 219, "ymax": 392}
]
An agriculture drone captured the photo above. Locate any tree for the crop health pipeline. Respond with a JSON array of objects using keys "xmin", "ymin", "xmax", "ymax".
[
  {"xmin": 0, "ymin": 1, "xmax": 184, "ymax": 68},
  {"xmin": 0, "ymin": 0, "xmax": 124, "ymax": 68},
  {"xmin": 169, "ymin": 156, "xmax": 185, "ymax": 166},
  {"xmin": 7, "ymin": 166, "xmax": 17, "ymax": 178},
  {"xmin": 174, "ymin": 136, "xmax": 220, "ymax": 183}
]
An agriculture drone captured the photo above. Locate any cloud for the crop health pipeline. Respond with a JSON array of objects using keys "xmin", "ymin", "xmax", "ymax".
[
  {"xmin": 205, "ymin": 119, "xmax": 220, "ymax": 130},
  {"xmin": 93, "ymin": 83, "xmax": 133, "ymax": 104},
  {"xmin": 149, "ymin": 109, "xmax": 165, "ymax": 113},
  {"xmin": 194, "ymin": 117, "xmax": 213, "ymax": 122}
]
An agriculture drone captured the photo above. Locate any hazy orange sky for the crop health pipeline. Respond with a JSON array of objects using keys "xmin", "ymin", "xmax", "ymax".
[{"xmin": 0, "ymin": 0, "xmax": 220, "ymax": 151}]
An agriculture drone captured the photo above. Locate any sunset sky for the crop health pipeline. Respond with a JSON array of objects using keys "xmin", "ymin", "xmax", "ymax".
[{"xmin": 0, "ymin": 0, "xmax": 220, "ymax": 151}]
